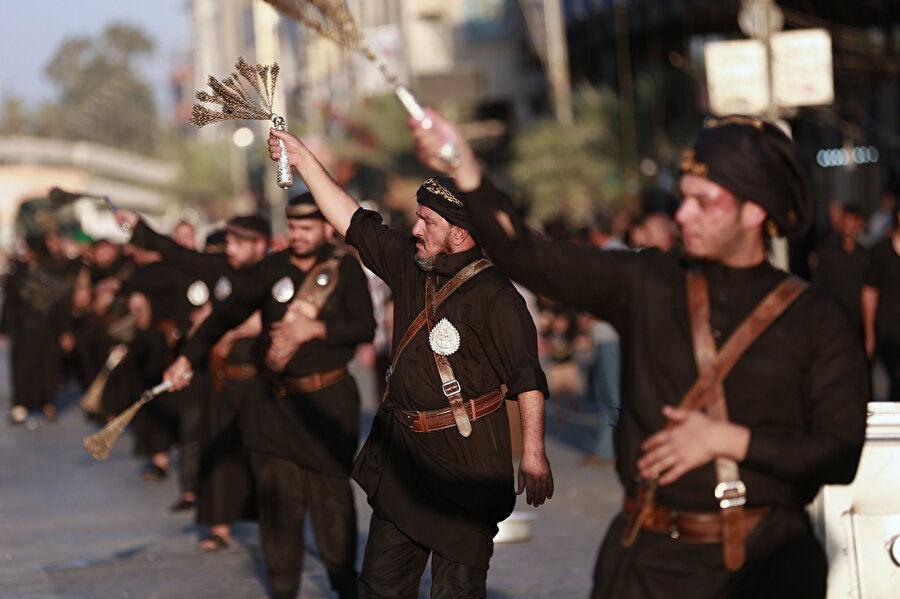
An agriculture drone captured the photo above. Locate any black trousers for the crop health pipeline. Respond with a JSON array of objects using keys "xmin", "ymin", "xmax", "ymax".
[
  {"xmin": 359, "ymin": 512, "xmax": 488, "ymax": 599},
  {"xmin": 250, "ymin": 451, "xmax": 358, "ymax": 599}
]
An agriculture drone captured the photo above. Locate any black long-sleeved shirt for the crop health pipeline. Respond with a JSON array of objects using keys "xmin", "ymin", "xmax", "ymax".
[
  {"xmin": 181, "ymin": 244, "xmax": 375, "ymax": 378},
  {"xmin": 463, "ymin": 178, "xmax": 869, "ymax": 512}
]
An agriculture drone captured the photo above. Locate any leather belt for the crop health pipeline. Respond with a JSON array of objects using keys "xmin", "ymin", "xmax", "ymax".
[
  {"xmin": 624, "ymin": 495, "xmax": 770, "ymax": 544},
  {"xmin": 215, "ymin": 362, "xmax": 258, "ymax": 382},
  {"xmin": 401, "ymin": 390, "xmax": 504, "ymax": 434},
  {"xmin": 265, "ymin": 365, "xmax": 349, "ymax": 397}
]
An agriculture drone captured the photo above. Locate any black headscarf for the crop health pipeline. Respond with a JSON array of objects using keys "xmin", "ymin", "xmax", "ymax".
[
  {"xmin": 415, "ymin": 177, "xmax": 470, "ymax": 231},
  {"xmin": 285, "ymin": 190, "xmax": 325, "ymax": 220},
  {"xmin": 680, "ymin": 116, "xmax": 812, "ymax": 240}
]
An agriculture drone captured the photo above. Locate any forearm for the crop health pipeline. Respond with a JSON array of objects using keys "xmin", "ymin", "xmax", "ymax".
[
  {"xmin": 517, "ymin": 389, "xmax": 547, "ymax": 457},
  {"xmin": 289, "ymin": 144, "xmax": 358, "ymax": 237},
  {"xmin": 861, "ymin": 286, "xmax": 878, "ymax": 344}
]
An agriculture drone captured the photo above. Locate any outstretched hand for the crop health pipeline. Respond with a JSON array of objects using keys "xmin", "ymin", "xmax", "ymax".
[
  {"xmin": 164, "ymin": 355, "xmax": 193, "ymax": 391},
  {"xmin": 268, "ymin": 128, "xmax": 305, "ymax": 169},
  {"xmin": 407, "ymin": 108, "xmax": 482, "ymax": 192},
  {"xmin": 115, "ymin": 209, "xmax": 138, "ymax": 233}
]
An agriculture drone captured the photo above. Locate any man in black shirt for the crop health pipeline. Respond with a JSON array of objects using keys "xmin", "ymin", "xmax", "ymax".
[
  {"xmin": 266, "ymin": 129, "xmax": 553, "ymax": 598},
  {"xmin": 165, "ymin": 193, "xmax": 376, "ymax": 599},
  {"xmin": 812, "ymin": 203, "xmax": 869, "ymax": 336},
  {"xmin": 863, "ymin": 201, "xmax": 900, "ymax": 401},
  {"xmin": 407, "ymin": 110, "xmax": 868, "ymax": 598}
]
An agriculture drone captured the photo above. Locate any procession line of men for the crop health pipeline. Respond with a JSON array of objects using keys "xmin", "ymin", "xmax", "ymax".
[{"xmin": 1, "ymin": 102, "xmax": 872, "ymax": 599}]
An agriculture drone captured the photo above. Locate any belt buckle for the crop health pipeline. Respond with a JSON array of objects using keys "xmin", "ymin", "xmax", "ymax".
[
  {"xmin": 442, "ymin": 379, "xmax": 461, "ymax": 397},
  {"xmin": 714, "ymin": 480, "xmax": 747, "ymax": 509},
  {"xmin": 405, "ymin": 410, "xmax": 419, "ymax": 430}
]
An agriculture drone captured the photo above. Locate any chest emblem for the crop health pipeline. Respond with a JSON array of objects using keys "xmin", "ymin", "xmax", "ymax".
[
  {"xmin": 272, "ymin": 276, "xmax": 295, "ymax": 303},
  {"xmin": 186, "ymin": 280, "xmax": 210, "ymax": 306},
  {"xmin": 214, "ymin": 275, "xmax": 232, "ymax": 301},
  {"xmin": 429, "ymin": 318, "xmax": 460, "ymax": 356}
]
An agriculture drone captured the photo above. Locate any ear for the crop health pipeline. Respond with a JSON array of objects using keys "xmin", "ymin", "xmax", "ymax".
[
  {"xmin": 451, "ymin": 225, "xmax": 470, "ymax": 248},
  {"xmin": 324, "ymin": 222, "xmax": 335, "ymax": 240},
  {"xmin": 741, "ymin": 201, "xmax": 768, "ymax": 230}
]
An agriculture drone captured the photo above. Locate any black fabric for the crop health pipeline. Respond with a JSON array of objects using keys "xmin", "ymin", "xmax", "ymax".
[
  {"xmin": 195, "ymin": 371, "xmax": 258, "ymax": 524},
  {"xmin": 416, "ymin": 177, "xmax": 470, "ymax": 231},
  {"xmin": 1, "ymin": 259, "xmax": 75, "ymax": 410},
  {"xmin": 344, "ymin": 208, "xmax": 547, "ymax": 570},
  {"xmin": 285, "ymin": 190, "xmax": 325, "ymax": 220},
  {"xmin": 591, "ymin": 509, "xmax": 826, "ymax": 599},
  {"xmin": 461, "ymin": 177, "xmax": 868, "ymax": 593},
  {"xmin": 359, "ymin": 512, "xmax": 488, "ymax": 599},
  {"xmin": 181, "ymin": 246, "xmax": 374, "ymax": 473},
  {"xmin": 811, "ymin": 235, "xmax": 870, "ymax": 336},
  {"xmin": 227, "ymin": 214, "xmax": 271, "ymax": 240},
  {"xmin": 865, "ymin": 238, "xmax": 900, "ymax": 400},
  {"xmin": 683, "ymin": 118, "xmax": 812, "ymax": 240},
  {"xmin": 251, "ymin": 451, "xmax": 358, "ymax": 599}
]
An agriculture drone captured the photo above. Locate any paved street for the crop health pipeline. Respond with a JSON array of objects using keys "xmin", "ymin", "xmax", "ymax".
[{"xmin": 0, "ymin": 348, "xmax": 622, "ymax": 599}]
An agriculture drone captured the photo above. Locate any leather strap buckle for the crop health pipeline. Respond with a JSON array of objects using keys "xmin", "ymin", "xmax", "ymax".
[
  {"xmin": 442, "ymin": 379, "xmax": 461, "ymax": 397},
  {"xmin": 405, "ymin": 410, "xmax": 421, "ymax": 431},
  {"xmin": 714, "ymin": 480, "xmax": 747, "ymax": 509}
]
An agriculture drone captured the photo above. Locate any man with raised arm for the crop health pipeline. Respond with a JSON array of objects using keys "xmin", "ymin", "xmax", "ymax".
[
  {"xmin": 406, "ymin": 109, "xmax": 868, "ymax": 598},
  {"xmin": 268, "ymin": 126, "xmax": 553, "ymax": 599}
]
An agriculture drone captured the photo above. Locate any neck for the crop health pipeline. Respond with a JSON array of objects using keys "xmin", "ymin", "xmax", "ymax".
[
  {"xmin": 719, "ymin": 237, "xmax": 767, "ymax": 269},
  {"xmin": 842, "ymin": 235, "xmax": 856, "ymax": 252},
  {"xmin": 290, "ymin": 254, "xmax": 317, "ymax": 271}
]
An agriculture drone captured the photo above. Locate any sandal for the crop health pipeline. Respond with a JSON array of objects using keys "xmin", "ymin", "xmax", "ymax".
[
  {"xmin": 141, "ymin": 464, "xmax": 169, "ymax": 483},
  {"xmin": 197, "ymin": 533, "xmax": 231, "ymax": 553}
]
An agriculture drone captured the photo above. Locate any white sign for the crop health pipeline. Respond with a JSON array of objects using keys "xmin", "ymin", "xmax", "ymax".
[
  {"xmin": 704, "ymin": 39, "xmax": 770, "ymax": 116},
  {"xmin": 771, "ymin": 28, "xmax": 834, "ymax": 108}
]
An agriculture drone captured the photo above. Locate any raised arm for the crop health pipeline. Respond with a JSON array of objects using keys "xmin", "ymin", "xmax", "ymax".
[
  {"xmin": 268, "ymin": 129, "xmax": 359, "ymax": 237},
  {"xmin": 408, "ymin": 108, "xmax": 641, "ymax": 325},
  {"xmin": 116, "ymin": 211, "xmax": 220, "ymax": 277}
]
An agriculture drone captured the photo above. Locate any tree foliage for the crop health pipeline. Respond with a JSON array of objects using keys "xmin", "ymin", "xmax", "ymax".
[
  {"xmin": 44, "ymin": 23, "xmax": 158, "ymax": 154},
  {"xmin": 509, "ymin": 86, "xmax": 625, "ymax": 226}
]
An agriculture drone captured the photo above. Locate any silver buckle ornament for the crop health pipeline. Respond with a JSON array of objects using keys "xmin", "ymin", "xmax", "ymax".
[{"xmin": 714, "ymin": 480, "xmax": 747, "ymax": 509}]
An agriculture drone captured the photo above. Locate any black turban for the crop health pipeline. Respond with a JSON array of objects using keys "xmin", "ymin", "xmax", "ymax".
[
  {"xmin": 416, "ymin": 177, "xmax": 470, "ymax": 231},
  {"xmin": 680, "ymin": 116, "xmax": 812, "ymax": 240},
  {"xmin": 286, "ymin": 190, "xmax": 324, "ymax": 220},
  {"xmin": 226, "ymin": 214, "xmax": 271, "ymax": 241}
]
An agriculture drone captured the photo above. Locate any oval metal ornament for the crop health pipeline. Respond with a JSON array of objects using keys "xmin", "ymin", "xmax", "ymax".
[
  {"xmin": 186, "ymin": 280, "xmax": 210, "ymax": 306},
  {"xmin": 272, "ymin": 276, "xmax": 295, "ymax": 303},
  {"xmin": 315, "ymin": 272, "xmax": 330, "ymax": 287},
  {"xmin": 429, "ymin": 318, "xmax": 460, "ymax": 356},
  {"xmin": 214, "ymin": 275, "xmax": 232, "ymax": 301}
]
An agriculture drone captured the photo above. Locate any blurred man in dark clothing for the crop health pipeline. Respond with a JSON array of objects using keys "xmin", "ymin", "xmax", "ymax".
[
  {"xmin": 812, "ymin": 204, "xmax": 870, "ymax": 336},
  {"xmin": 863, "ymin": 202, "xmax": 900, "ymax": 401}
]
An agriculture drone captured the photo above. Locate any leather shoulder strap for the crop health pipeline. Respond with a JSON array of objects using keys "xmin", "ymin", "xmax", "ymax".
[
  {"xmin": 389, "ymin": 258, "xmax": 491, "ymax": 371},
  {"xmin": 383, "ymin": 258, "xmax": 492, "ymax": 395},
  {"xmin": 679, "ymin": 270, "xmax": 808, "ymax": 411}
]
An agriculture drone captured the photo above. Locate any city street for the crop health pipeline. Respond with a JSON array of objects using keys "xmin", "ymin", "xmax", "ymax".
[{"xmin": 0, "ymin": 348, "xmax": 622, "ymax": 599}]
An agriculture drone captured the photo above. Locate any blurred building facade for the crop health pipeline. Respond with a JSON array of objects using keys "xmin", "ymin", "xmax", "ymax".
[{"xmin": 563, "ymin": 0, "xmax": 899, "ymax": 243}]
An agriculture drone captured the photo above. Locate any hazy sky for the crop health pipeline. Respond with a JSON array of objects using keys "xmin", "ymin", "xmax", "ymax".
[{"xmin": 0, "ymin": 0, "xmax": 190, "ymax": 110}]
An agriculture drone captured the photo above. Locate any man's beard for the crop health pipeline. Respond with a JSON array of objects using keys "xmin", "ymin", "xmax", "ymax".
[
  {"xmin": 414, "ymin": 254, "xmax": 436, "ymax": 271},
  {"xmin": 412, "ymin": 234, "xmax": 452, "ymax": 272}
]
